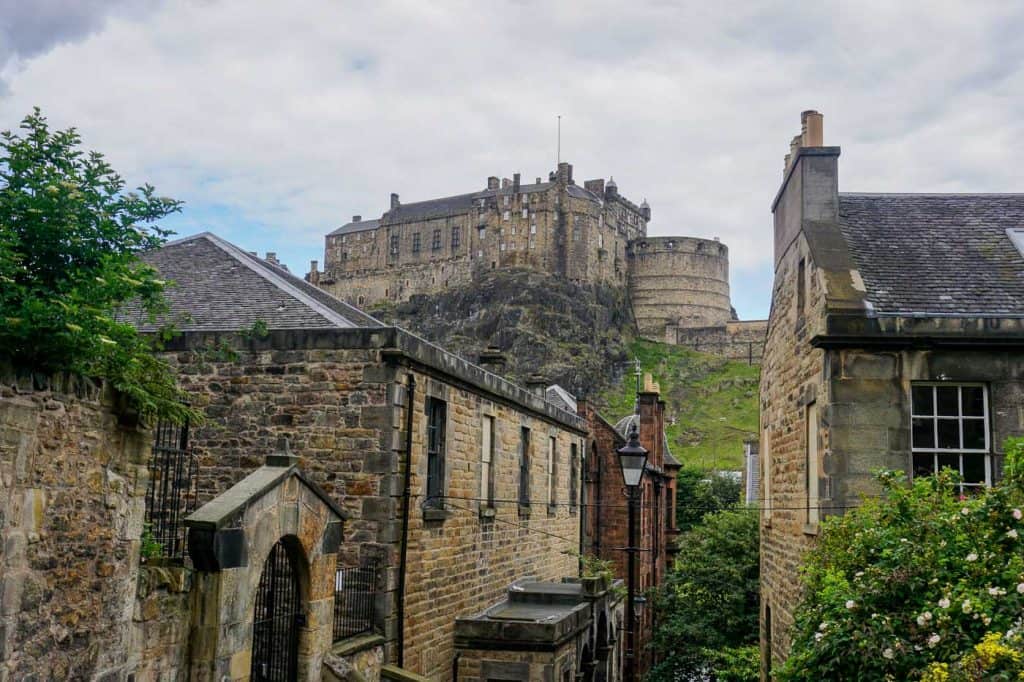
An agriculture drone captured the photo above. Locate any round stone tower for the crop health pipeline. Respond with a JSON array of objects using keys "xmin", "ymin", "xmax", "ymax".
[{"xmin": 627, "ymin": 236, "xmax": 732, "ymax": 339}]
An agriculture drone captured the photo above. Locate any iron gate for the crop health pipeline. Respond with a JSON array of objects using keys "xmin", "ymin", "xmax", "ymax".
[{"xmin": 251, "ymin": 540, "xmax": 303, "ymax": 682}]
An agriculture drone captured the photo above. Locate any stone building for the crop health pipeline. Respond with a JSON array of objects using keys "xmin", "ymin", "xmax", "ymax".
[
  {"xmin": 309, "ymin": 161, "xmax": 765, "ymax": 360},
  {"xmin": 759, "ymin": 111, "xmax": 1024, "ymax": 678},
  {"xmin": 578, "ymin": 374, "xmax": 680, "ymax": 677}
]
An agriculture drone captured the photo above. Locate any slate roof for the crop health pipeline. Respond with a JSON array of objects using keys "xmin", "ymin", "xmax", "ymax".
[
  {"xmin": 328, "ymin": 217, "xmax": 380, "ymax": 237},
  {"xmin": 124, "ymin": 232, "xmax": 383, "ymax": 331},
  {"xmin": 838, "ymin": 194, "xmax": 1024, "ymax": 316},
  {"xmin": 612, "ymin": 413, "xmax": 681, "ymax": 468}
]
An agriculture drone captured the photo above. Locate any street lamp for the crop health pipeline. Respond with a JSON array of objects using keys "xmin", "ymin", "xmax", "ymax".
[{"xmin": 617, "ymin": 422, "xmax": 648, "ymax": 682}]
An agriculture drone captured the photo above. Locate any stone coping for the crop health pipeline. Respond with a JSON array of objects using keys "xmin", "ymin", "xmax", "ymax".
[
  {"xmin": 381, "ymin": 665, "xmax": 431, "ymax": 682},
  {"xmin": 184, "ymin": 462, "xmax": 347, "ymax": 531},
  {"xmin": 815, "ymin": 313, "xmax": 1024, "ymax": 348},
  {"xmin": 331, "ymin": 633, "xmax": 385, "ymax": 658},
  {"xmin": 159, "ymin": 326, "xmax": 587, "ymax": 433}
]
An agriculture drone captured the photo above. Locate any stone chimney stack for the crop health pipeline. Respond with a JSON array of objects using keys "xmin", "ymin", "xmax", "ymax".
[
  {"xmin": 266, "ymin": 252, "xmax": 279, "ymax": 265},
  {"xmin": 524, "ymin": 374, "xmax": 548, "ymax": 399},
  {"xmin": 352, "ymin": 215, "xmax": 361, "ymax": 223},
  {"xmin": 512, "ymin": 173, "xmax": 521, "ymax": 193},
  {"xmin": 308, "ymin": 260, "xmax": 319, "ymax": 286},
  {"xmin": 390, "ymin": 193, "xmax": 400, "ymax": 209},
  {"xmin": 584, "ymin": 179, "xmax": 605, "ymax": 195},
  {"xmin": 501, "ymin": 178, "xmax": 510, "ymax": 190},
  {"xmin": 556, "ymin": 162, "xmax": 573, "ymax": 186},
  {"xmin": 488, "ymin": 176, "xmax": 499, "ymax": 190},
  {"xmin": 478, "ymin": 346, "xmax": 508, "ymax": 376}
]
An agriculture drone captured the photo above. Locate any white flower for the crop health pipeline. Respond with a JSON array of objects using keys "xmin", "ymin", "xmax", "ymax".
[
  {"xmin": 882, "ymin": 647, "xmax": 895, "ymax": 659},
  {"xmin": 961, "ymin": 507, "xmax": 970, "ymax": 515},
  {"xmin": 966, "ymin": 552, "xmax": 979, "ymax": 562},
  {"xmin": 938, "ymin": 597, "xmax": 951, "ymax": 609},
  {"xmin": 1013, "ymin": 508, "xmax": 1022, "ymax": 520},
  {"xmin": 846, "ymin": 600, "xmax": 856, "ymax": 610},
  {"xmin": 819, "ymin": 622, "xmax": 829, "ymax": 632},
  {"xmin": 928, "ymin": 634, "xmax": 941, "ymax": 647},
  {"xmin": 917, "ymin": 614, "xmax": 927, "ymax": 626},
  {"xmin": 815, "ymin": 632, "xmax": 825, "ymax": 642},
  {"xmin": 989, "ymin": 587, "xmax": 1006, "ymax": 597},
  {"xmin": 855, "ymin": 571, "xmax": 865, "ymax": 578},
  {"xmin": 1008, "ymin": 529, "xmax": 1019, "ymax": 539},
  {"xmin": 1016, "ymin": 583, "xmax": 1024, "ymax": 594},
  {"xmin": 923, "ymin": 611, "xmax": 933, "ymax": 621},
  {"xmin": 983, "ymin": 616, "xmax": 992, "ymax": 626},
  {"xmin": 962, "ymin": 600, "xmax": 972, "ymax": 613}
]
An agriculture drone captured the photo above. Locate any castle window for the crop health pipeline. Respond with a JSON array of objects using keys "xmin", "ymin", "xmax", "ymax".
[
  {"xmin": 425, "ymin": 397, "xmax": 447, "ymax": 509},
  {"xmin": 478, "ymin": 226, "xmax": 486, "ymax": 240},
  {"xmin": 412, "ymin": 233, "xmax": 421, "ymax": 253},
  {"xmin": 529, "ymin": 239, "xmax": 535, "ymax": 249},
  {"xmin": 451, "ymin": 227, "xmax": 461, "ymax": 249},
  {"xmin": 503, "ymin": 210, "xmax": 510, "ymax": 221},
  {"xmin": 572, "ymin": 226, "xmax": 580, "ymax": 242},
  {"xmin": 341, "ymin": 235, "xmax": 347, "ymax": 244},
  {"xmin": 477, "ymin": 250, "xmax": 483, "ymax": 258},
  {"xmin": 432, "ymin": 229, "xmax": 442, "ymax": 250},
  {"xmin": 500, "ymin": 243, "xmax": 506, "ymax": 251},
  {"xmin": 389, "ymin": 235, "xmax": 399, "ymax": 255},
  {"xmin": 510, "ymin": 241, "xmax": 516, "ymax": 250},
  {"xmin": 521, "ymin": 208, "xmax": 528, "ymax": 218},
  {"xmin": 598, "ymin": 234, "xmax": 604, "ymax": 248},
  {"xmin": 479, "ymin": 198, "xmax": 486, "ymax": 208},
  {"xmin": 530, "ymin": 224, "xmax": 537, "ymax": 235},
  {"xmin": 503, "ymin": 195, "xmax": 510, "ymax": 206}
]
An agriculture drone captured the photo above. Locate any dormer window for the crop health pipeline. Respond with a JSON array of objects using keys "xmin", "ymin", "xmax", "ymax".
[{"xmin": 1007, "ymin": 228, "xmax": 1024, "ymax": 257}]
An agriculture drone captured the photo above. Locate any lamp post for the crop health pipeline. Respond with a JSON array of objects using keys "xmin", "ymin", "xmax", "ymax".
[{"xmin": 617, "ymin": 422, "xmax": 648, "ymax": 682}]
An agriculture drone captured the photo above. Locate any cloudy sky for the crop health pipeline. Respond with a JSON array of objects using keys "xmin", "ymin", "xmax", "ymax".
[{"xmin": 2, "ymin": 1, "xmax": 1023, "ymax": 319}]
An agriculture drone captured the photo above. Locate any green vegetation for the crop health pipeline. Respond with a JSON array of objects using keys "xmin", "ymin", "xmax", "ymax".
[
  {"xmin": 674, "ymin": 465, "xmax": 744, "ymax": 533},
  {"xmin": 779, "ymin": 438, "xmax": 1024, "ymax": 681},
  {"xmin": 648, "ymin": 508, "xmax": 760, "ymax": 681},
  {"xmin": 598, "ymin": 339, "xmax": 759, "ymax": 470},
  {"xmin": 0, "ymin": 109, "xmax": 194, "ymax": 423}
]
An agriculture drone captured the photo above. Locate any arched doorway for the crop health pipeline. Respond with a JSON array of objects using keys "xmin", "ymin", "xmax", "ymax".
[{"xmin": 251, "ymin": 538, "xmax": 304, "ymax": 681}]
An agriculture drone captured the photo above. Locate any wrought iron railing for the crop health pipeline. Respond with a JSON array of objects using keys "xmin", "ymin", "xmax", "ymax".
[
  {"xmin": 144, "ymin": 418, "xmax": 198, "ymax": 560},
  {"xmin": 333, "ymin": 562, "xmax": 379, "ymax": 641}
]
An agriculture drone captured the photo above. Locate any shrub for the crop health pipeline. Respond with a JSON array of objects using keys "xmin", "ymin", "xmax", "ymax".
[{"xmin": 778, "ymin": 438, "xmax": 1024, "ymax": 681}]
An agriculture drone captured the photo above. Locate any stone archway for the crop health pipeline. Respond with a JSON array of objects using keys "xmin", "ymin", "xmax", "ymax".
[
  {"xmin": 185, "ymin": 452, "xmax": 345, "ymax": 681},
  {"xmin": 251, "ymin": 537, "xmax": 305, "ymax": 681}
]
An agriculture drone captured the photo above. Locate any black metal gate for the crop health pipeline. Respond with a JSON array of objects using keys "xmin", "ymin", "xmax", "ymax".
[{"xmin": 251, "ymin": 540, "xmax": 303, "ymax": 682}]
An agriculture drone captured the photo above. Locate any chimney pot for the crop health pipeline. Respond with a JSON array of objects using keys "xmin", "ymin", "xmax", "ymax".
[
  {"xmin": 536, "ymin": 177, "xmax": 542, "ymax": 184},
  {"xmin": 801, "ymin": 110, "xmax": 824, "ymax": 147},
  {"xmin": 352, "ymin": 215, "xmax": 361, "ymax": 223},
  {"xmin": 390, "ymin": 193, "xmax": 400, "ymax": 209}
]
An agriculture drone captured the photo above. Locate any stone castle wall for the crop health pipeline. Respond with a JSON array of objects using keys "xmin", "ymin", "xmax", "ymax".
[
  {"xmin": 628, "ymin": 236, "xmax": 732, "ymax": 339},
  {"xmin": 0, "ymin": 371, "xmax": 191, "ymax": 681},
  {"xmin": 670, "ymin": 319, "xmax": 768, "ymax": 364}
]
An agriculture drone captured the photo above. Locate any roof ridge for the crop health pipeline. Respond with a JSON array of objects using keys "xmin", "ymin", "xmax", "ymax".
[
  {"xmin": 191, "ymin": 233, "xmax": 360, "ymax": 328},
  {"xmin": 840, "ymin": 192, "xmax": 1024, "ymax": 197}
]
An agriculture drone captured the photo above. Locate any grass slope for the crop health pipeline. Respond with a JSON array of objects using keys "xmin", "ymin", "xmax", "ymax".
[{"xmin": 597, "ymin": 339, "xmax": 760, "ymax": 471}]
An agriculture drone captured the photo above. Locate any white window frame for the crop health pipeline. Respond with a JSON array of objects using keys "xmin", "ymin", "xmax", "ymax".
[
  {"xmin": 481, "ymin": 416, "xmax": 495, "ymax": 506},
  {"xmin": 521, "ymin": 207, "xmax": 528, "ymax": 218},
  {"xmin": 910, "ymin": 382, "xmax": 992, "ymax": 491},
  {"xmin": 548, "ymin": 436, "xmax": 557, "ymax": 506},
  {"xmin": 503, "ymin": 210, "xmax": 510, "ymax": 221},
  {"xmin": 530, "ymin": 224, "xmax": 537, "ymax": 235}
]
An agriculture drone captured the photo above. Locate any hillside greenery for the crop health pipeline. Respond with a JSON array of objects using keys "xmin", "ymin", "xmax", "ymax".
[{"xmin": 597, "ymin": 339, "xmax": 759, "ymax": 470}]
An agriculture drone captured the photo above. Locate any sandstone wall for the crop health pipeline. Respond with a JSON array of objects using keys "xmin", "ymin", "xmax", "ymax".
[
  {"xmin": 0, "ymin": 371, "xmax": 190, "ymax": 680},
  {"xmin": 131, "ymin": 565, "xmax": 192, "ymax": 681},
  {"xmin": 628, "ymin": 236, "xmax": 732, "ymax": 339},
  {"xmin": 456, "ymin": 639, "xmax": 577, "ymax": 682},
  {"xmin": 671, "ymin": 319, "xmax": 768, "ymax": 364}
]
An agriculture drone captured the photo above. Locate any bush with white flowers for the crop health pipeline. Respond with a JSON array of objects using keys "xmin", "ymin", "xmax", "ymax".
[{"xmin": 778, "ymin": 438, "xmax": 1024, "ymax": 681}]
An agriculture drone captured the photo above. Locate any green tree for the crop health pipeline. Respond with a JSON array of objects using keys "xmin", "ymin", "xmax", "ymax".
[
  {"xmin": 778, "ymin": 439, "xmax": 1024, "ymax": 681},
  {"xmin": 648, "ymin": 508, "xmax": 760, "ymax": 681},
  {"xmin": 676, "ymin": 467, "xmax": 743, "ymax": 533},
  {"xmin": 0, "ymin": 109, "xmax": 192, "ymax": 422}
]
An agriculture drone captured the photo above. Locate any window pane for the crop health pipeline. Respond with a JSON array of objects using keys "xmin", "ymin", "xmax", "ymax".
[
  {"xmin": 936, "ymin": 387, "xmax": 959, "ymax": 416},
  {"xmin": 913, "ymin": 454, "xmax": 935, "ymax": 478},
  {"xmin": 937, "ymin": 454, "xmax": 960, "ymax": 474},
  {"xmin": 912, "ymin": 418, "xmax": 935, "ymax": 449},
  {"xmin": 962, "ymin": 386, "xmax": 985, "ymax": 417},
  {"xmin": 962, "ymin": 455, "xmax": 986, "ymax": 484},
  {"xmin": 937, "ymin": 420, "xmax": 960, "ymax": 449},
  {"xmin": 963, "ymin": 419, "xmax": 986, "ymax": 450},
  {"xmin": 912, "ymin": 386, "xmax": 934, "ymax": 415}
]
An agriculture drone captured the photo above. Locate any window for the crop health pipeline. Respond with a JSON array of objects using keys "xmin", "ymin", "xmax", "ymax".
[
  {"xmin": 412, "ymin": 233, "xmax": 421, "ymax": 253},
  {"xmin": 911, "ymin": 383, "xmax": 992, "ymax": 493},
  {"xmin": 547, "ymin": 436, "xmax": 557, "ymax": 507},
  {"xmin": 425, "ymin": 398, "xmax": 447, "ymax": 508},
  {"xmin": 806, "ymin": 402, "xmax": 819, "ymax": 526},
  {"xmin": 503, "ymin": 194, "xmax": 510, "ymax": 206},
  {"xmin": 432, "ymin": 229, "xmax": 442, "ymax": 250},
  {"xmin": 451, "ymin": 226, "xmax": 461, "ymax": 249},
  {"xmin": 510, "ymin": 241, "xmax": 516, "ymax": 250},
  {"xmin": 511, "ymin": 226, "xmax": 516, "ymax": 235},
  {"xmin": 570, "ymin": 442, "xmax": 578, "ymax": 509},
  {"xmin": 521, "ymin": 208, "xmax": 528, "ymax": 218},
  {"xmin": 598, "ymin": 233, "xmax": 604, "ymax": 248},
  {"xmin": 572, "ymin": 226, "xmax": 580, "ymax": 242},
  {"xmin": 481, "ymin": 416, "xmax": 495, "ymax": 507},
  {"xmin": 519, "ymin": 427, "xmax": 531, "ymax": 506},
  {"xmin": 796, "ymin": 258, "xmax": 806, "ymax": 321},
  {"xmin": 389, "ymin": 235, "xmax": 399, "ymax": 255},
  {"xmin": 478, "ymin": 226, "xmax": 486, "ymax": 240},
  {"xmin": 500, "ymin": 242, "xmax": 506, "ymax": 251},
  {"xmin": 503, "ymin": 210, "xmax": 510, "ymax": 221},
  {"xmin": 530, "ymin": 224, "xmax": 537, "ymax": 235},
  {"xmin": 528, "ymin": 239, "xmax": 535, "ymax": 249}
]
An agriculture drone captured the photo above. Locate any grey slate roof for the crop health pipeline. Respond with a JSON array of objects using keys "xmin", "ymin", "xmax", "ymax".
[
  {"xmin": 612, "ymin": 413, "xmax": 680, "ymax": 468},
  {"xmin": 328, "ymin": 217, "xmax": 380, "ymax": 237},
  {"xmin": 838, "ymin": 194, "xmax": 1024, "ymax": 316},
  {"xmin": 126, "ymin": 232, "xmax": 383, "ymax": 331}
]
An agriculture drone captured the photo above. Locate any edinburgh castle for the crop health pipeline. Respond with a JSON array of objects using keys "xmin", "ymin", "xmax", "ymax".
[{"xmin": 308, "ymin": 161, "xmax": 766, "ymax": 361}]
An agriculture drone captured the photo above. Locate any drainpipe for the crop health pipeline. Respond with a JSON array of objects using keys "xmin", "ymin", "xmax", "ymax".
[
  {"xmin": 397, "ymin": 373, "xmax": 416, "ymax": 668},
  {"xmin": 452, "ymin": 652, "xmax": 461, "ymax": 681}
]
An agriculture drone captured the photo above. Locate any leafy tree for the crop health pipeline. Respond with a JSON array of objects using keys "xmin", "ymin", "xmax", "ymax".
[
  {"xmin": 648, "ymin": 508, "xmax": 760, "ymax": 681},
  {"xmin": 676, "ymin": 466, "xmax": 743, "ymax": 532},
  {"xmin": 779, "ymin": 438, "xmax": 1024, "ymax": 681},
  {"xmin": 0, "ymin": 109, "xmax": 193, "ymax": 422}
]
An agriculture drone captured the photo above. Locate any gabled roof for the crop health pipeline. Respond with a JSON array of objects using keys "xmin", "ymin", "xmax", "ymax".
[
  {"xmin": 328, "ymin": 217, "xmax": 380, "ymax": 237},
  {"xmin": 545, "ymin": 384, "xmax": 577, "ymax": 413},
  {"xmin": 837, "ymin": 193, "xmax": 1024, "ymax": 316},
  {"xmin": 125, "ymin": 232, "xmax": 383, "ymax": 331}
]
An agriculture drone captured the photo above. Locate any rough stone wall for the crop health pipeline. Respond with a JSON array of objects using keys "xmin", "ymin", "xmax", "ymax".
[
  {"xmin": 629, "ymin": 236, "xmax": 733, "ymax": 339},
  {"xmin": 670, "ymin": 320, "xmax": 768, "ymax": 364},
  {"xmin": 131, "ymin": 565, "xmax": 192, "ymax": 681},
  {"xmin": 0, "ymin": 371, "xmax": 154, "ymax": 680},
  {"xmin": 758, "ymin": 230, "xmax": 829, "ymax": 677},
  {"xmin": 455, "ymin": 640, "xmax": 577, "ymax": 682},
  {"xmin": 400, "ymin": 372, "xmax": 583, "ymax": 680}
]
